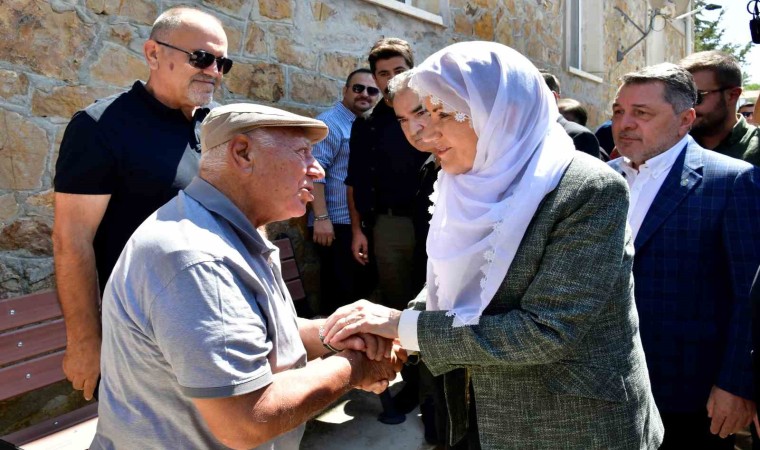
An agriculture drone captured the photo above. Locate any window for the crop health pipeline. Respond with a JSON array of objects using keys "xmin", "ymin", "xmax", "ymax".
[
  {"xmin": 566, "ymin": 0, "xmax": 604, "ymax": 82},
  {"xmin": 362, "ymin": 0, "xmax": 445, "ymax": 26}
]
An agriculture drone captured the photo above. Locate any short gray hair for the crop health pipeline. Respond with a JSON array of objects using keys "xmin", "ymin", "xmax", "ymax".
[
  {"xmin": 620, "ymin": 63, "xmax": 697, "ymax": 113},
  {"xmin": 149, "ymin": 7, "xmax": 222, "ymax": 41},
  {"xmin": 387, "ymin": 70, "xmax": 414, "ymax": 102}
]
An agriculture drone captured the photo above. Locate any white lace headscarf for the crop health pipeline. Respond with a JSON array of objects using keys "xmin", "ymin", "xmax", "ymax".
[{"xmin": 409, "ymin": 41, "xmax": 575, "ymax": 327}]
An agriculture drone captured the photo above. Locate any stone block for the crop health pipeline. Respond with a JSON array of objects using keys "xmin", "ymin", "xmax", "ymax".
[
  {"xmin": 85, "ymin": 0, "xmax": 158, "ymax": 25},
  {"xmin": 26, "ymin": 189, "xmax": 55, "ymax": 217},
  {"xmin": 244, "ymin": 22, "xmax": 267, "ymax": 57},
  {"xmin": 0, "ymin": 193, "xmax": 18, "ymax": 224},
  {"xmin": 289, "ymin": 72, "xmax": 339, "ymax": 107},
  {"xmin": 312, "ymin": 2, "xmax": 336, "ymax": 21},
  {"xmin": 109, "ymin": 23, "xmax": 137, "ymax": 46},
  {"xmin": 90, "ymin": 43, "xmax": 149, "ymax": 87},
  {"xmin": 320, "ymin": 53, "xmax": 366, "ymax": 81},
  {"xmin": 274, "ymin": 38, "xmax": 317, "ymax": 71},
  {"xmin": 224, "ymin": 61, "xmax": 285, "ymax": 103},
  {"xmin": 473, "ymin": 12, "xmax": 494, "ymax": 40},
  {"xmin": 0, "ymin": 1, "xmax": 96, "ymax": 81},
  {"xmin": 0, "ymin": 109, "xmax": 49, "ymax": 190},
  {"xmin": 32, "ymin": 85, "xmax": 118, "ymax": 119},
  {"xmin": 222, "ymin": 22, "xmax": 243, "ymax": 56},
  {"xmin": 259, "ymin": 0, "xmax": 292, "ymax": 20},
  {"xmin": 0, "ymin": 69, "xmax": 28, "ymax": 101},
  {"xmin": 0, "ymin": 218, "xmax": 53, "ymax": 256},
  {"xmin": 203, "ymin": 0, "xmax": 248, "ymax": 18},
  {"xmin": 453, "ymin": 11, "xmax": 473, "ymax": 35},
  {"xmin": 354, "ymin": 12, "xmax": 381, "ymax": 30}
]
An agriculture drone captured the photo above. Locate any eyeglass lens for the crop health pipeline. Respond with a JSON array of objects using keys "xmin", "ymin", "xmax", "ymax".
[
  {"xmin": 351, "ymin": 84, "xmax": 380, "ymax": 96},
  {"xmin": 741, "ymin": 111, "xmax": 753, "ymax": 118},
  {"xmin": 189, "ymin": 50, "xmax": 233, "ymax": 74}
]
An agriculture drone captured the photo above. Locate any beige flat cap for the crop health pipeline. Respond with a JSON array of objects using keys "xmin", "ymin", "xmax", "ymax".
[{"xmin": 201, "ymin": 103, "xmax": 329, "ymax": 151}]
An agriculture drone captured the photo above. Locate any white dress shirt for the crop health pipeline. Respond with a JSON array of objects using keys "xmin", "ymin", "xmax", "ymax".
[{"xmin": 620, "ymin": 135, "xmax": 688, "ymax": 242}]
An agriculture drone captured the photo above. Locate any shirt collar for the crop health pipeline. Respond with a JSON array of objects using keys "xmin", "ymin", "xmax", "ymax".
[
  {"xmin": 621, "ymin": 134, "xmax": 688, "ymax": 179},
  {"xmin": 334, "ymin": 101, "xmax": 358, "ymax": 123},
  {"xmin": 183, "ymin": 177, "xmax": 274, "ymax": 256},
  {"xmin": 718, "ymin": 113, "xmax": 754, "ymax": 149},
  {"xmin": 132, "ymin": 80, "xmax": 212, "ymax": 123}
]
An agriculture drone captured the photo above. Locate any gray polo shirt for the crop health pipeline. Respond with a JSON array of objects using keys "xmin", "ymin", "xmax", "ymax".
[{"xmin": 91, "ymin": 177, "xmax": 307, "ymax": 450}]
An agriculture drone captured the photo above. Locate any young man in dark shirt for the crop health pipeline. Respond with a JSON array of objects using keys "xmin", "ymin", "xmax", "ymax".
[
  {"xmin": 53, "ymin": 6, "xmax": 230, "ymax": 401},
  {"xmin": 345, "ymin": 37, "xmax": 429, "ymax": 424}
]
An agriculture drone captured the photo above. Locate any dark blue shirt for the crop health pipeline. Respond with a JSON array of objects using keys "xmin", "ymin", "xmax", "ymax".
[{"xmin": 54, "ymin": 81, "xmax": 213, "ymax": 292}]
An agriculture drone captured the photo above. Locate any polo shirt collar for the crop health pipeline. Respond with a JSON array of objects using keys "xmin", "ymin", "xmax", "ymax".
[
  {"xmin": 131, "ymin": 80, "xmax": 211, "ymax": 122},
  {"xmin": 183, "ymin": 177, "xmax": 273, "ymax": 255}
]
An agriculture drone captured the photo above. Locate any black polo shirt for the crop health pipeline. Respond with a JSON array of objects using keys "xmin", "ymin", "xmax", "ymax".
[
  {"xmin": 345, "ymin": 100, "xmax": 428, "ymax": 224},
  {"xmin": 54, "ymin": 81, "xmax": 212, "ymax": 292}
]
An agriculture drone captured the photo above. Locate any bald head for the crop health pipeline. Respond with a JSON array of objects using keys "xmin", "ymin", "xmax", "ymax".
[{"xmin": 149, "ymin": 7, "xmax": 223, "ymax": 42}]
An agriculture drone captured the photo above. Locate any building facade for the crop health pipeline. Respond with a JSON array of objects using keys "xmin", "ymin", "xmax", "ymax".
[{"xmin": 0, "ymin": 0, "xmax": 694, "ymax": 433}]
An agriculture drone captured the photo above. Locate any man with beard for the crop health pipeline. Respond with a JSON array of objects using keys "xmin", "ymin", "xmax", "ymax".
[
  {"xmin": 680, "ymin": 51, "xmax": 759, "ymax": 166},
  {"xmin": 309, "ymin": 68, "xmax": 379, "ymax": 316},
  {"xmin": 53, "ymin": 6, "xmax": 230, "ymax": 401}
]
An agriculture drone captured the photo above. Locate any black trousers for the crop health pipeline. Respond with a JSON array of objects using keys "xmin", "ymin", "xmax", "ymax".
[
  {"xmin": 311, "ymin": 224, "xmax": 376, "ymax": 316},
  {"xmin": 659, "ymin": 412, "xmax": 735, "ymax": 450}
]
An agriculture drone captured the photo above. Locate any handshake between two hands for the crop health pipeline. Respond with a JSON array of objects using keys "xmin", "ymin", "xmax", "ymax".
[{"xmin": 320, "ymin": 300, "xmax": 406, "ymax": 394}]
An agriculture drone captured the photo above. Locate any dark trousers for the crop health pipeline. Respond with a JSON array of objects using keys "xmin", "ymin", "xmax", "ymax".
[
  {"xmin": 311, "ymin": 224, "xmax": 376, "ymax": 316},
  {"xmin": 659, "ymin": 412, "xmax": 735, "ymax": 450}
]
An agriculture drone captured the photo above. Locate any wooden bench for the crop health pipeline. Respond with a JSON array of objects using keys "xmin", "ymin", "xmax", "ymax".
[{"xmin": 0, "ymin": 236, "xmax": 307, "ymax": 447}]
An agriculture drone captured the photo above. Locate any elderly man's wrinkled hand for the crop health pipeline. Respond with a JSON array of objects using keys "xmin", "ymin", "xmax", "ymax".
[
  {"xmin": 339, "ymin": 350, "xmax": 402, "ymax": 394},
  {"xmin": 323, "ymin": 300, "xmax": 402, "ymax": 345},
  {"xmin": 327, "ymin": 333, "xmax": 392, "ymax": 361}
]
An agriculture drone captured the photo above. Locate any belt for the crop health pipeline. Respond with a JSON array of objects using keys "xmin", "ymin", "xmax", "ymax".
[{"xmin": 377, "ymin": 206, "xmax": 414, "ymax": 217}]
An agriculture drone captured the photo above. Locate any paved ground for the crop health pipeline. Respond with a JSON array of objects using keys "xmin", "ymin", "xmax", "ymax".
[
  {"xmin": 301, "ymin": 379, "xmax": 438, "ymax": 450},
  {"xmin": 20, "ymin": 378, "xmax": 435, "ymax": 450}
]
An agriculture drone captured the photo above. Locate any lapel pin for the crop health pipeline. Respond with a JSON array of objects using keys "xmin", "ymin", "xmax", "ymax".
[{"xmin": 680, "ymin": 179, "xmax": 689, "ymax": 186}]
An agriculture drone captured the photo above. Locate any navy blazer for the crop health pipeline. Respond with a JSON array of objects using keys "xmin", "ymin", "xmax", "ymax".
[{"xmin": 609, "ymin": 137, "xmax": 760, "ymax": 413}]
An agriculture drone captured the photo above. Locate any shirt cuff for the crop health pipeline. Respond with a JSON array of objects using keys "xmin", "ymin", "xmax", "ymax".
[{"xmin": 398, "ymin": 309, "xmax": 421, "ymax": 352}]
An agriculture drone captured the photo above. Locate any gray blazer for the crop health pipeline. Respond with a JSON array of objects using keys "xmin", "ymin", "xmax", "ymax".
[{"xmin": 412, "ymin": 154, "xmax": 663, "ymax": 449}]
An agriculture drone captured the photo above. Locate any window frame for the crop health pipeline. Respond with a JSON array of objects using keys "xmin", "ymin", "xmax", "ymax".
[
  {"xmin": 565, "ymin": 0, "xmax": 604, "ymax": 84},
  {"xmin": 361, "ymin": 0, "xmax": 445, "ymax": 26}
]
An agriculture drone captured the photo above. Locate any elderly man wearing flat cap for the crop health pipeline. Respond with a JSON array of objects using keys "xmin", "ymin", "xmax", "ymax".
[{"xmin": 90, "ymin": 103, "xmax": 400, "ymax": 450}]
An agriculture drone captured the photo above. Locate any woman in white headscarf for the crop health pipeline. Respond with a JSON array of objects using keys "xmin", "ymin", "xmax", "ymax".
[{"xmin": 324, "ymin": 42, "xmax": 663, "ymax": 449}]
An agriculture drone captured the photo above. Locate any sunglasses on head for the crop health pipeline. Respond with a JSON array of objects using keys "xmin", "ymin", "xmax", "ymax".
[
  {"xmin": 155, "ymin": 40, "xmax": 233, "ymax": 74},
  {"xmin": 351, "ymin": 83, "xmax": 380, "ymax": 96}
]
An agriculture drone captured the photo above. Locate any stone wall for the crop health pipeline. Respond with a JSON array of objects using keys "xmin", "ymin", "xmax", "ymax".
[{"xmin": 0, "ymin": 0, "xmax": 690, "ymax": 434}]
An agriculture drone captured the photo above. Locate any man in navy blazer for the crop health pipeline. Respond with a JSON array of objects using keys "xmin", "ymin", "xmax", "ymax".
[{"xmin": 609, "ymin": 63, "xmax": 760, "ymax": 449}]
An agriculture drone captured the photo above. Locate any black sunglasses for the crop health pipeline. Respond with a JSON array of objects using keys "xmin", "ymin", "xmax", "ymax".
[
  {"xmin": 155, "ymin": 40, "xmax": 233, "ymax": 74},
  {"xmin": 695, "ymin": 87, "xmax": 734, "ymax": 106},
  {"xmin": 741, "ymin": 111, "xmax": 753, "ymax": 118},
  {"xmin": 351, "ymin": 83, "xmax": 380, "ymax": 96}
]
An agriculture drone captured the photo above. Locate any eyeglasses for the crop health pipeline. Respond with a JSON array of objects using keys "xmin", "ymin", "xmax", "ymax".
[
  {"xmin": 740, "ymin": 111, "xmax": 754, "ymax": 118},
  {"xmin": 155, "ymin": 40, "xmax": 233, "ymax": 74},
  {"xmin": 350, "ymin": 84, "xmax": 380, "ymax": 96},
  {"xmin": 695, "ymin": 87, "xmax": 735, "ymax": 106}
]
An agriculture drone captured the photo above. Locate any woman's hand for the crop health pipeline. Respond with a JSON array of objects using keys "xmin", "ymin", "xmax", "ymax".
[{"xmin": 323, "ymin": 300, "xmax": 402, "ymax": 345}]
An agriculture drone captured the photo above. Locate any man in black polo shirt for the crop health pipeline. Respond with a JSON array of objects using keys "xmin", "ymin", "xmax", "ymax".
[
  {"xmin": 52, "ymin": 6, "xmax": 230, "ymax": 401},
  {"xmin": 346, "ymin": 38, "xmax": 428, "ymax": 311},
  {"xmin": 345, "ymin": 37, "xmax": 429, "ymax": 423}
]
